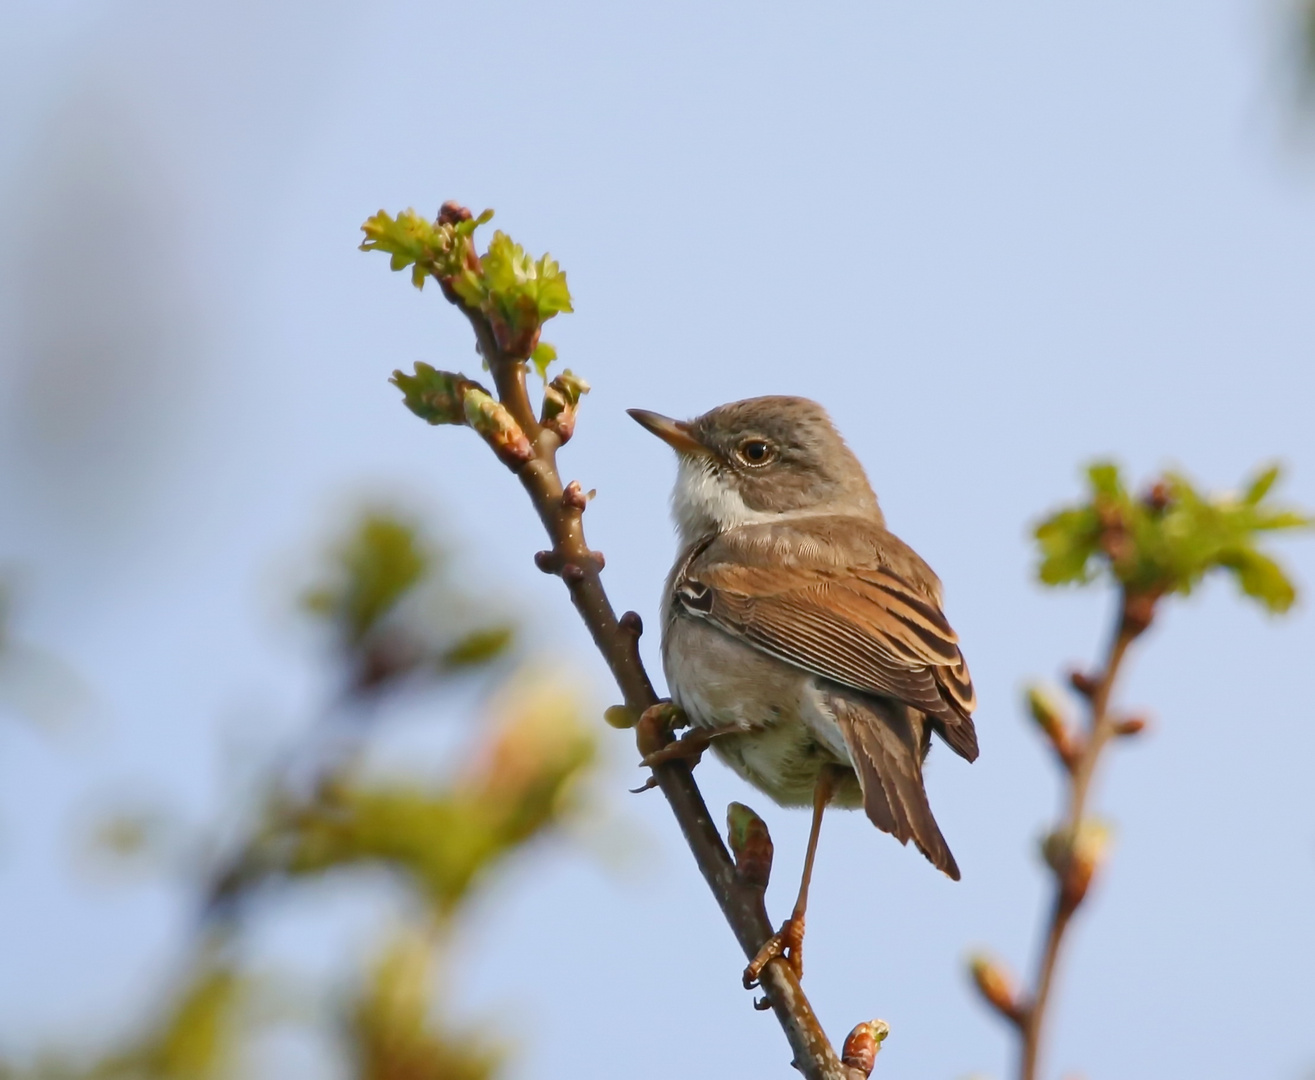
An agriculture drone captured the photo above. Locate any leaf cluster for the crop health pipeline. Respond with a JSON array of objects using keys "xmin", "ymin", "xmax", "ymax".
[
  {"xmin": 359, "ymin": 207, "xmax": 492, "ymax": 290},
  {"xmin": 277, "ymin": 674, "xmax": 595, "ymax": 914},
  {"xmin": 351, "ymin": 928, "xmax": 501, "ymax": 1080},
  {"xmin": 360, "ymin": 207, "xmax": 572, "ymax": 363},
  {"xmin": 1035, "ymin": 462, "xmax": 1311, "ymax": 612},
  {"xmin": 300, "ymin": 510, "xmax": 515, "ymax": 686}
]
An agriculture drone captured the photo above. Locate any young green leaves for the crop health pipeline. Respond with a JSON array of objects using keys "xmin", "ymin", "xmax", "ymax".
[
  {"xmin": 361, "ymin": 204, "xmax": 573, "ymax": 364},
  {"xmin": 1035, "ymin": 462, "xmax": 1311, "ymax": 613},
  {"xmin": 390, "ymin": 363, "xmax": 534, "ymax": 467},
  {"xmin": 359, "ymin": 206, "xmax": 492, "ymax": 290}
]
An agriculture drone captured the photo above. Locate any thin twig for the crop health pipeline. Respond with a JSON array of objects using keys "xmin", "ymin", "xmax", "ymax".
[
  {"xmin": 452, "ymin": 300, "xmax": 850, "ymax": 1078},
  {"xmin": 1018, "ymin": 594, "xmax": 1147, "ymax": 1080}
]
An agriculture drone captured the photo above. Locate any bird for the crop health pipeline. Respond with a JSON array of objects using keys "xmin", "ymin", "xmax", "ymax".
[{"xmin": 628, "ymin": 395, "xmax": 978, "ymax": 987}]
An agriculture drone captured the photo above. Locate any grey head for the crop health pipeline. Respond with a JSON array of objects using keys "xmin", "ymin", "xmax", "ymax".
[{"xmin": 628, "ymin": 395, "xmax": 882, "ymax": 542}]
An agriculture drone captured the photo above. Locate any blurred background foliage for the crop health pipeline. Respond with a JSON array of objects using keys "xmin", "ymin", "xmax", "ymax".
[
  {"xmin": 0, "ymin": 509, "xmax": 599, "ymax": 1080},
  {"xmin": 4, "ymin": 4, "xmax": 1315, "ymax": 1079}
]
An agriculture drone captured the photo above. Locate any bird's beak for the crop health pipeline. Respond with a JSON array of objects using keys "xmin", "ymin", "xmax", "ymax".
[{"xmin": 627, "ymin": 409, "xmax": 712, "ymax": 458}]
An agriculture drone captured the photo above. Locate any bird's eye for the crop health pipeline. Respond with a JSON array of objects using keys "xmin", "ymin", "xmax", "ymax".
[{"xmin": 737, "ymin": 439, "xmax": 775, "ymax": 467}]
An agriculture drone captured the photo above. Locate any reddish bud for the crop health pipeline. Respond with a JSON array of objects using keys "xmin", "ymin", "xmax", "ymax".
[
  {"xmin": 1068, "ymin": 669, "xmax": 1099, "ymax": 698},
  {"xmin": 1143, "ymin": 480, "xmax": 1172, "ymax": 512},
  {"xmin": 726, "ymin": 803, "xmax": 774, "ymax": 891},
  {"xmin": 1043, "ymin": 820, "xmax": 1113, "ymax": 912},
  {"xmin": 619, "ymin": 611, "xmax": 644, "ymax": 637},
  {"xmin": 1113, "ymin": 716, "xmax": 1148, "ymax": 737},
  {"xmin": 437, "ymin": 201, "xmax": 471, "ymax": 225},
  {"xmin": 462, "ymin": 388, "xmax": 533, "ymax": 466},
  {"xmin": 1026, "ymin": 685, "xmax": 1082, "ymax": 773},
  {"xmin": 541, "ymin": 370, "xmax": 590, "ymax": 443},
  {"xmin": 841, "ymin": 1020, "xmax": 890, "ymax": 1076},
  {"xmin": 968, "ymin": 953, "xmax": 1025, "ymax": 1027},
  {"xmin": 1121, "ymin": 590, "xmax": 1159, "ymax": 636},
  {"xmin": 562, "ymin": 480, "xmax": 589, "ymax": 511}
]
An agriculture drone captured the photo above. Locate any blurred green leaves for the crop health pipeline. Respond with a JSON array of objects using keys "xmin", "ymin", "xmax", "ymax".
[
  {"xmin": 1035, "ymin": 462, "xmax": 1311, "ymax": 612},
  {"xmin": 278, "ymin": 671, "xmax": 595, "ymax": 914},
  {"xmin": 361, "ymin": 204, "xmax": 573, "ymax": 363},
  {"xmin": 3, "ymin": 500, "xmax": 602, "ymax": 1080},
  {"xmin": 301, "ymin": 510, "xmax": 515, "ymax": 688},
  {"xmin": 303, "ymin": 514, "xmax": 428, "ymax": 647},
  {"xmin": 352, "ymin": 927, "xmax": 500, "ymax": 1080}
]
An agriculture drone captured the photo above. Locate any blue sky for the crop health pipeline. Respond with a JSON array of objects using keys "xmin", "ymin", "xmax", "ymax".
[{"xmin": 2, "ymin": 2, "xmax": 1314, "ymax": 1078}]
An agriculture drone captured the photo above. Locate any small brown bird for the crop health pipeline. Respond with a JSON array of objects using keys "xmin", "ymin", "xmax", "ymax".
[{"xmin": 629, "ymin": 396, "xmax": 978, "ymax": 985}]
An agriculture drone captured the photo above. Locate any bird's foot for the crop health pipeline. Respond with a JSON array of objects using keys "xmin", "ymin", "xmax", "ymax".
[
  {"xmin": 635, "ymin": 700, "xmax": 684, "ymax": 755},
  {"xmin": 743, "ymin": 913, "xmax": 805, "ymax": 988},
  {"xmin": 638, "ymin": 722, "xmax": 740, "ymax": 769}
]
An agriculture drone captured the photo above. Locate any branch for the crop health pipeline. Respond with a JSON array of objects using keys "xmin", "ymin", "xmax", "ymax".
[
  {"xmin": 1016, "ymin": 589, "xmax": 1150, "ymax": 1080},
  {"xmin": 435, "ymin": 267, "xmax": 852, "ymax": 1079}
]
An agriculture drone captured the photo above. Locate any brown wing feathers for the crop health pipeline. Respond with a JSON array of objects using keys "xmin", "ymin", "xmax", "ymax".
[
  {"xmin": 829, "ymin": 693, "xmax": 960, "ymax": 880},
  {"xmin": 687, "ymin": 549, "xmax": 979, "ymax": 762}
]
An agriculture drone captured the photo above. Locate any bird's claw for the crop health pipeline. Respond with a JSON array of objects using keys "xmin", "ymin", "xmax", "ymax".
[
  {"xmin": 638, "ymin": 721, "xmax": 741, "ymax": 770},
  {"xmin": 638, "ymin": 728, "xmax": 714, "ymax": 768},
  {"xmin": 743, "ymin": 914, "xmax": 805, "ymax": 988}
]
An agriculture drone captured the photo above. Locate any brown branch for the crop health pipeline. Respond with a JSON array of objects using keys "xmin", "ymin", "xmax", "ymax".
[
  {"xmin": 1017, "ymin": 591, "xmax": 1150, "ymax": 1080},
  {"xmin": 450, "ymin": 299, "xmax": 851, "ymax": 1078}
]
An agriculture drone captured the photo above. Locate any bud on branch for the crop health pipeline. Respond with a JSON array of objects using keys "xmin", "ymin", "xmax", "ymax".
[
  {"xmin": 541, "ymin": 370, "xmax": 591, "ymax": 444},
  {"xmin": 840, "ymin": 1020, "xmax": 890, "ymax": 1077},
  {"xmin": 726, "ymin": 802, "xmax": 774, "ymax": 891},
  {"xmin": 1042, "ymin": 820, "xmax": 1113, "ymax": 913},
  {"xmin": 1025, "ymin": 685, "xmax": 1081, "ymax": 773},
  {"xmin": 968, "ymin": 953, "xmax": 1027, "ymax": 1028},
  {"xmin": 462, "ymin": 389, "xmax": 534, "ymax": 467}
]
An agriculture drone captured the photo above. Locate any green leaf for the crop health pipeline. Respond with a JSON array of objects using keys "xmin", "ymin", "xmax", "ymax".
[
  {"xmin": 359, "ymin": 207, "xmax": 492, "ymax": 291},
  {"xmin": 479, "ymin": 232, "xmax": 574, "ymax": 353},
  {"xmin": 530, "ymin": 342, "xmax": 558, "ymax": 382},
  {"xmin": 391, "ymin": 363, "xmax": 483, "ymax": 425},
  {"xmin": 1243, "ymin": 463, "xmax": 1281, "ymax": 505},
  {"xmin": 1033, "ymin": 459, "xmax": 1311, "ymax": 617},
  {"xmin": 303, "ymin": 514, "xmax": 429, "ymax": 644},
  {"xmin": 1034, "ymin": 507, "xmax": 1101, "ymax": 585},
  {"xmin": 441, "ymin": 626, "xmax": 514, "ymax": 668},
  {"xmin": 1218, "ymin": 547, "xmax": 1298, "ymax": 613},
  {"xmin": 1086, "ymin": 461, "xmax": 1125, "ymax": 499}
]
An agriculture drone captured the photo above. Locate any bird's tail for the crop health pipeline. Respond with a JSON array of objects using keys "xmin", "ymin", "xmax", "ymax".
[{"xmin": 828, "ymin": 692, "xmax": 960, "ymax": 881}]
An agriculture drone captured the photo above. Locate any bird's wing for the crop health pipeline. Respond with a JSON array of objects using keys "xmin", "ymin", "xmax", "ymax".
[
  {"xmin": 828, "ymin": 692, "xmax": 960, "ymax": 879},
  {"xmin": 676, "ymin": 521, "xmax": 978, "ymax": 760}
]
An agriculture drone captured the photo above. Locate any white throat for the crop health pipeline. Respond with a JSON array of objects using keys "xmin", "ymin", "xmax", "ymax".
[{"xmin": 671, "ymin": 457, "xmax": 778, "ymax": 543}]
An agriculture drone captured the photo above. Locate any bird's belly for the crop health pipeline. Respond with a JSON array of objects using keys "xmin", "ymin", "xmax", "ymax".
[{"xmin": 663, "ymin": 614, "xmax": 860, "ymax": 809}]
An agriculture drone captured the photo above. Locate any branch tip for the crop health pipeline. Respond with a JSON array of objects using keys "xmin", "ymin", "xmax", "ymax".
[
  {"xmin": 1113, "ymin": 716, "xmax": 1148, "ymax": 737},
  {"xmin": 619, "ymin": 610, "xmax": 644, "ymax": 637},
  {"xmin": 726, "ymin": 802, "xmax": 774, "ymax": 891},
  {"xmin": 1068, "ymin": 670, "xmax": 1098, "ymax": 699},
  {"xmin": 969, "ymin": 953, "xmax": 1025, "ymax": 1028},
  {"xmin": 562, "ymin": 480, "xmax": 589, "ymax": 511},
  {"xmin": 841, "ymin": 1020, "xmax": 890, "ymax": 1077},
  {"xmin": 603, "ymin": 704, "xmax": 637, "ymax": 730}
]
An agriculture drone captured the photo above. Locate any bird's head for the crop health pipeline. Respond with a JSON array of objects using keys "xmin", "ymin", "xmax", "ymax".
[{"xmin": 628, "ymin": 395, "xmax": 881, "ymax": 542}]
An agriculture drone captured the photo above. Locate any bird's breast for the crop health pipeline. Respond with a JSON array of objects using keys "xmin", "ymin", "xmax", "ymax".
[{"xmin": 661, "ymin": 610, "xmax": 860, "ymax": 809}]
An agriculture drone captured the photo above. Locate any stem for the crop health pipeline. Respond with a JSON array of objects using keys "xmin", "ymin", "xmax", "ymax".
[
  {"xmin": 460, "ymin": 313, "xmax": 849, "ymax": 1078},
  {"xmin": 1018, "ymin": 603, "xmax": 1141, "ymax": 1080}
]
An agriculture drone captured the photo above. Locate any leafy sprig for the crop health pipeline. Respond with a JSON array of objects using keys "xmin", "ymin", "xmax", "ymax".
[
  {"xmin": 361, "ymin": 205, "xmax": 572, "ymax": 364},
  {"xmin": 1035, "ymin": 462, "xmax": 1311, "ymax": 612}
]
